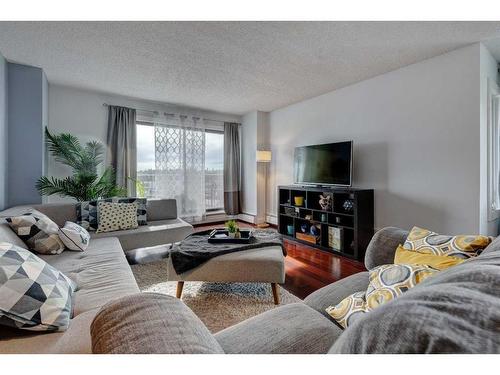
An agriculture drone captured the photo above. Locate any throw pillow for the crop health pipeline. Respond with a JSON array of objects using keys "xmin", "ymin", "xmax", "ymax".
[
  {"xmin": 58, "ymin": 221, "xmax": 90, "ymax": 251},
  {"xmin": 326, "ymin": 263, "xmax": 439, "ymax": 329},
  {"xmin": 112, "ymin": 197, "xmax": 147, "ymax": 226},
  {"xmin": 96, "ymin": 201, "xmax": 139, "ymax": 233},
  {"xmin": 0, "ymin": 242, "xmax": 76, "ymax": 331},
  {"xmin": 394, "ymin": 245, "xmax": 465, "ymax": 270},
  {"xmin": 5, "ymin": 211, "xmax": 65, "ymax": 255},
  {"xmin": 403, "ymin": 226, "xmax": 491, "ymax": 259},
  {"xmin": 76, "ymin": 198, "xmax": 147, "ymax": 231},
  {"xmin": 75, "ymin": 199, "xmax": 111, "ymax": 231}
]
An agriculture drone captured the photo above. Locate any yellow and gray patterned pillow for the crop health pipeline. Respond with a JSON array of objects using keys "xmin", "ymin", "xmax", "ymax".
[
  {"xmin": 5, "ymin": 211, "xmax": 65, "ymax": 255},
  {"xmin": 403, "ymin": 226, "xmax": 491, "ymax": 259},
  {"xmin": 326, "ymin": 263, "xmax": 439, "ymax": 329},
  {"xmin": 96, "ymin": 201, "xmax": 139, "ymax": 233}
]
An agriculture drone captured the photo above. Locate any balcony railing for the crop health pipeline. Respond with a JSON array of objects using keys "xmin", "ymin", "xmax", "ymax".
[{"xmin": 137, "ymin": 170, "xmax": 224, "ymax": 211}]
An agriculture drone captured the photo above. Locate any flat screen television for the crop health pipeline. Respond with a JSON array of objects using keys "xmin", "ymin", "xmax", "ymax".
[{"xmin": 294, "ymin": 141, "xmax": 353, "ymax": 186}]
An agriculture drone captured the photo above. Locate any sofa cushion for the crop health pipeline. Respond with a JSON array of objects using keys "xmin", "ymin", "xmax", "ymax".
[
  {"xmin": 91, "ymin": 293, "xmax": 224, "ymax": 354},
  {"xmin": 147, "ymin": 199, "xmax": 177, "ymax": 221},
  {"xmin": 91, "ymin": 218, "xmax": 193, "ymax": 251},
  {"xmin": 40, "ymin": 237, "xmax": 139, "ymax": 315},
  {"xmin": 32, "ymin": 203, "xmax": 78, "ymax": 228},
  {"xmin": 0, "ymin": 308, "xmax": 98, "ymax": 354},
  {"xmin": 304, "ymin": 271, "xmax": 369, "ymax": 320},
  {"xmin": 215, "ymin": 302, "xmax": 342, "ymax": 354},
  {"xmin": 364, "ymin": 227, "xmax": 409, "ymax": 270},
  {"xmin": 5, "ymin": 211, "xmax": 65, "ymax": 255},
  {"xmin": 0, "ymin": 242, "xmax": 76, "ymax": 332},
  {"xmin": 329, "ymin": 251, "xmax": 500, "ymax": 353}
]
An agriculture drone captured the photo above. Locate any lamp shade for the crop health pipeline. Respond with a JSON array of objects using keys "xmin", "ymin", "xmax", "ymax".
[{"xmin": 256, "ymin": 150, "xmax": 272, "ymax": 163}]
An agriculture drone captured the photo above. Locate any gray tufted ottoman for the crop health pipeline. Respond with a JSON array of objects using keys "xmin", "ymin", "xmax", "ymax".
[{"xmin": 165, "ymin": 245, "xmax": 286, "ymax": 304}]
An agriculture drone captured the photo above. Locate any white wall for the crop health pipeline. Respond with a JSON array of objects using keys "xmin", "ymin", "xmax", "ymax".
[
  {"xmin": 479, "ymin": 44, "xmax": 500, "ymax": 235},
  {"xmin": 0, "ymin": 52, "xmax": 7, "ymax": 210},
  {"xmin": 266, "ymin": 44, "xmax": 482, "ymax": 234},
  {"xmin": 240, "ymin": 110, "xmax": 270, "ymax": 224},
  {"xmin": 47, "ymin": 84, "xmax": 241, "ymax": 202},
  {"xmin": 240, "ymin": 111, "xmax": 257, "ymax": 217}
]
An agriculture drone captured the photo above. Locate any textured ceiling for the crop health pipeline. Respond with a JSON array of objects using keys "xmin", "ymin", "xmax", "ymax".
[{"xmin": 1, "ymin": 22, "xmax": 500, "ymax": 115}]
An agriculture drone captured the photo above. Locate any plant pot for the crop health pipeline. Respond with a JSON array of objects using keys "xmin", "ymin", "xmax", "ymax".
[{"xmin": 228, "ymin": 232, "xmax": 236, "ymax": 238}]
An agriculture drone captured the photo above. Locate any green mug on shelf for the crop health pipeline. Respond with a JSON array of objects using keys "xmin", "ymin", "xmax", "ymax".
[{"xmin": 294, "ymin": 196, "xmax": 304, "ymax": 206}]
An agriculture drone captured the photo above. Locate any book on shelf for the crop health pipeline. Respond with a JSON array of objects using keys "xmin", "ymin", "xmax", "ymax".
[{"xmin": 328, "ymin": 226, "xmax": 343, "ymax": 251}]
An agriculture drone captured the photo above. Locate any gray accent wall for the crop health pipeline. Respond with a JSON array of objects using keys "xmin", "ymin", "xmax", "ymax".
[
  {"xmin": 7, "ymin": 63, "xmax": 47, "ymax": 207},
  {"xmin": 266, "ymin": 44, "xmax": 482, "ymax": 234},
  {"xmin": 0, "ymin": 52, "xmax": 7, "ymax": 210}
]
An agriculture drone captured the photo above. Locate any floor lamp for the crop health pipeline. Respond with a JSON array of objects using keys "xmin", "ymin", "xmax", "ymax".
[{"xmin": 256, "ymin": 150, "xmax": 272, "ymax": 228}]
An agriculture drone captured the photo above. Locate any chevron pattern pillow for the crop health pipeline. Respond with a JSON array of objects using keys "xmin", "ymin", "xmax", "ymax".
[{"xmin": 0, "ymin": 242, "xmax": 76, "ymax": 331}]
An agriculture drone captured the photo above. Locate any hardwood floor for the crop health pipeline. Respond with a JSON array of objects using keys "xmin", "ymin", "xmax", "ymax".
[{"xmin": 193, "ymin": 220, "xmax": 366, "ymax": 299}]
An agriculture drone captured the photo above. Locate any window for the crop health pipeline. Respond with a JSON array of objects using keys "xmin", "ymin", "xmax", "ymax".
[
  {"xmin": 488, "ymin": 79, "xmax": 500, "ymax": 220},
  {"xmin": 205, "ymin": 131, "xmax": 224, "ymax": 211},
  {"xmin": 136, "ymin": 121, "xmax": 224, "ymax": 217}
]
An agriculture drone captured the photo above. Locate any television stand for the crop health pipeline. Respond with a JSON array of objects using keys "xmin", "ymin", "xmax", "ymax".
[{"xmin": 277, "ymin": 185, "xmax": 374, "ymax": 261}]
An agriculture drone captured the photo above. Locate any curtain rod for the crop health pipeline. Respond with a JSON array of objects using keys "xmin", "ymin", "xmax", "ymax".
[
  {"xmin": 103, "ymin": 103, "xmax": 159, "ymax": 115},
  {"xmin": 103, "ymin": 103, "xmax": 237, "ymax": 124}
]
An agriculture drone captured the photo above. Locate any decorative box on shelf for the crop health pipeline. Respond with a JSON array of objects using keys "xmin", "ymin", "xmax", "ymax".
[
  {"xmin": 296, "ymin": 232, "xmax": 320, "ymax": 245},
  {"xmin": 284, "ymin": 206, "xmax": 298, "ymax": 216}
]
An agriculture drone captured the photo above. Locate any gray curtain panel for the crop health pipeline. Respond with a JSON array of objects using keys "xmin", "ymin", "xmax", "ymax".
[
  {"xmin": 106, "ymin": 105, "xmax": 137, "ymax": 196},
  {"xmin": 223, "ymin": 122, "xmax": 241, "ymax": 215}
]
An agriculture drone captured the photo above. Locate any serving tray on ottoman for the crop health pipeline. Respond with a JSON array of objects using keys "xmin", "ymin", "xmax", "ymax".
[{"xmin": 207, "ymin": 228, "xmax": 254, "ymax": 244}]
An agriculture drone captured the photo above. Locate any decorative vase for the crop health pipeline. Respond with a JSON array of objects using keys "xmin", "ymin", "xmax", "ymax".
[
  {"xmin": 321, "ymin": 213, "xmax": 328, "ymax": 222},
  {"xmin": 300, "ymin": 223, "xmax": 308, "ymax": 233},
  {"xmin": 294, "ymin": 196, "xmax": 304, "ymax": 206},
  {"xmin": 319, "ymin": 194, "xmax": 332, "ymax": 210},
  {"xmin": 287, "ymin": 225, "xmax": 294, "ymax": 235},
  {"xmin": 343, "ymin": 200, "xmax": 354, "ymax": 212},
  {"xmin": 310, "ymin": 225, "xmax": 319, "ymax": 236}
]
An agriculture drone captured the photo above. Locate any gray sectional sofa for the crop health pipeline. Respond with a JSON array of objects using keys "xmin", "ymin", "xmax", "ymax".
[
  {"xmin": 90, "ymin": 227, "xmax": 500, "ymax": 354},
  {"xmin": 1, "ymin": 203, "xmax": 499, "ymax": 353},
  {"xmin": 0, "ymin": 199, "xmax": 192, "ymax": 353}
]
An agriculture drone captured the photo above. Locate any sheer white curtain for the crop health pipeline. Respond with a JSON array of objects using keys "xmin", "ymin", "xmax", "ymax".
[{"xmin": 152, "ymin": 115, "xmax": 206, "ymax": 221}]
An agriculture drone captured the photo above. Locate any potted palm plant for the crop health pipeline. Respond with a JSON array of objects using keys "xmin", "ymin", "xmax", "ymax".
[{"xmin": 36, "ymin": 128, "xmax": 126, "ymax": 201}]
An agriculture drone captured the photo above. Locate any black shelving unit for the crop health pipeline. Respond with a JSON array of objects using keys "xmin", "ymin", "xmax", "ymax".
[{"xmin": 277, "ymin": 185, "xmax": 374, "ymax": 261}]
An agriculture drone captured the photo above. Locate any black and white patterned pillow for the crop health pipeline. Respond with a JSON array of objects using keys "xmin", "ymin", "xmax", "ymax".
[
  {"xmin": 58, "ymin": 221, "xmax": 90, "ymax": 251},
  {"xmin": 75, "ymin": 199, "xmax": 111, "ymax": 231},
  {"xmin": 5, "ymin": 211, "xmax": 65, "ymax": 255},
  {"xmin": 96, "ymin": 201, "xmax": 139, "ymax": 233},
  {"xmin": 76, "ymin": 198, "xmax": 147, "ymax": 231},
  {"xmin": 113, "ymin": 197, "xmax": 147, "ymax": 225},
  {"xmin": 0, "ymin": 242, "xmax": 76, "ymax": 331}
]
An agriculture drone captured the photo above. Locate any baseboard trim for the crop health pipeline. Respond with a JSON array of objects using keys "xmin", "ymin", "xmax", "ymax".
[
  {"xmin": 238, "ymin": 213, "xmax": 256, "ymax": 224},
  {"xmin": 266, "ymin": 214, "xmax": 278, "ymax": 225}
]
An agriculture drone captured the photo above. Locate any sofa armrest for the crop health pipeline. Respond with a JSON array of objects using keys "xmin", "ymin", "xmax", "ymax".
[
  {"xmin": 90, "ymin": 293, "xmax": 224, "ymax": 354},
  {"xmin": 364, "ymin": 227, "xmax": 409, "ymax": 270}
]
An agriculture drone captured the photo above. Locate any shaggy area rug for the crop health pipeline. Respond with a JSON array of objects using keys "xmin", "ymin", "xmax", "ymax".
[{"xmin": 131, "ymin": 259, "xmax": 301, "ymax": 333}]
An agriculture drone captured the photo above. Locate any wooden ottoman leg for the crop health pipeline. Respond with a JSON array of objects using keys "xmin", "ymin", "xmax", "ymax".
[
  {"xmin": 271, "ymin": 283, "xmax": 280, "ymax": 305},
  {"xmin": 176, "ymin": 281, "xmax": 184, "ymax": 299}
]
